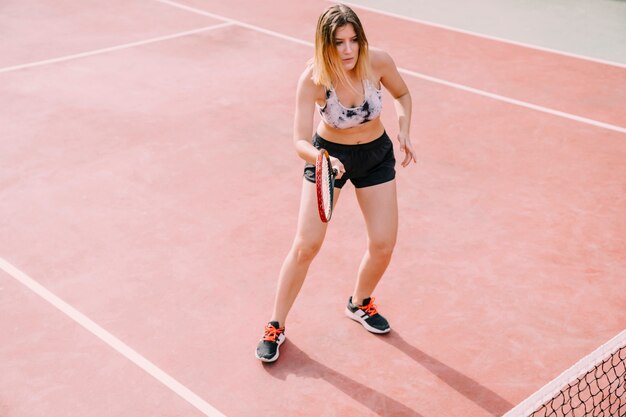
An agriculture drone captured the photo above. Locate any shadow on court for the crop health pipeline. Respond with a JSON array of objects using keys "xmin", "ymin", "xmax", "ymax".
[
  {"xmin": 263, "ymin": 340, "xmax": 423, "ymax": 417},
  {"xmin": 382, "ymin": 332, "xmax": 514, "ymax": 416}
]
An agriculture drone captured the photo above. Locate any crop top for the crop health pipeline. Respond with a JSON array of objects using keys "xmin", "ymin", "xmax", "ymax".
[{"xmin": 316, "ymin": 79, "xmax": 382, "ymax": 129}]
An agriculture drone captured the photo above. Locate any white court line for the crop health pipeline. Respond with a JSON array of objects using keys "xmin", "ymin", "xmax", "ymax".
[
  {"xmin": 339, "ymin": 1, "xmax": 626, "ymax": 70},
  {"xmin": 0, "ymin": 22, "xmax": 233, "ymax": 74},
  {"xmin": 399, "ymin": 68, "xmax": 626, "ymax": 135},
  {"xmin": 0, "ymin": 258, "xmax": 227, "ymax": 417},
  {"xmin": 153, "ymin": 0, "xmax": 312, "ymax": 47},
  {"xmin": 155, "ymin": 0, "xmax": 626, "ymax": 135}
]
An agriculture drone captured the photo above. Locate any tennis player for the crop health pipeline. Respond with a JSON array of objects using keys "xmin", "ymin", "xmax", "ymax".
[{"xmin": 256, "ymin": 4, "xmax": 416, "ymax": 362}]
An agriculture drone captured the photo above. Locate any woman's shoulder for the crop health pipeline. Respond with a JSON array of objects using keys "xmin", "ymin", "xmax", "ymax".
[
  {"xmin": 298, "ymin": 63, "xmax": 324, "ymax": 92},
  {"xmin": 298, "ymin": 63, "xmax": 316, "ymax": 85},
  {"xmin": 297, "ymin": 63, "xmax": 325, "ymax": 100},
  {"xmin": 369, "ymin": 48, "xmax": 395, "ymax": 71}
]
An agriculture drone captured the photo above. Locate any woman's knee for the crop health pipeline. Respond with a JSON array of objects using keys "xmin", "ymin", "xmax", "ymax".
[
  {"xmin": 368, "ymin": 238, "xmax": 396, "ymax": 260},
  {"xmin": 291, "ymin": 239, "xmax": 323, "ymax": 263}
]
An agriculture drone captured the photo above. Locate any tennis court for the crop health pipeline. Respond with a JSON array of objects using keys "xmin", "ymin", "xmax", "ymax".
[{"xmin": 1, "ymin": 1, "xmax": 625, "ymax": 416}]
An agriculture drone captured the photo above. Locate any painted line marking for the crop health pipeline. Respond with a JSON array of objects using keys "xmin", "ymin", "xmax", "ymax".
[
  {"xmin": 339, "ymin": 1, "xmax": 626, "ymax": 70},
  {"xmin": 155, "ymin": 0, "xmax": 626, "ymax": 135},
  {"xmin": 399, "ymin": 68, "xmax": 626, "ymax": 134},
  {"xmin": 0, "ymin": 257, "xmax": 227, "ymax": 417},
  {"xmin": 0, "ymin": 22, "xmax": 233, "ymax": 74},
  {"xmin": 153, "ymin": 0, "xmax": 312, "ymax": 46}
]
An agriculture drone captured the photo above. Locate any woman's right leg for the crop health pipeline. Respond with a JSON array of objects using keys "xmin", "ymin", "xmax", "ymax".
[{"xmin": 270, "ymin": 179, "xmax": 341, "ymax": 327}]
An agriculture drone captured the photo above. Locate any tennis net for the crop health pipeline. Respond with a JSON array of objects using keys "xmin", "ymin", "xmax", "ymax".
[{"xmin": 503, "ymin": 330, "xmax": 626, "ymax": 417}]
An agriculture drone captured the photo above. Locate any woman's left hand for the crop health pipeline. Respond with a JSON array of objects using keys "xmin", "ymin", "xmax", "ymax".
[{"xmin": 397, "ymin": 132, "xmax": 417, "ymax": 167}]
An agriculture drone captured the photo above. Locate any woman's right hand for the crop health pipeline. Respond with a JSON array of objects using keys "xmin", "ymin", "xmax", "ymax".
[{"xmin": 330, "ymin": 156, "xmax": 346, "ymax": 180}]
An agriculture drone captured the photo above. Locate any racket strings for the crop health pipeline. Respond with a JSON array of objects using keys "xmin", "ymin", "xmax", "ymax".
[
  {"xmin": 316, "ymin": 149, "xmax": 335, "ymax": 223},
  {"xmin": 322, "ymin": 157, "xmax": 332, "ymax": 217}
]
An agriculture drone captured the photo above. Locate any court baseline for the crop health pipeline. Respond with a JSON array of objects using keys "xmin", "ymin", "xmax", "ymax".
[{"xmin": 339, "ymin": 0, "xmax": 626, "ymax": 70}]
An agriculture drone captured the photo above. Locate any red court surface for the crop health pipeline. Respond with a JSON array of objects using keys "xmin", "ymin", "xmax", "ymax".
[{"xmin": 1, "ymin": 1, "xmax": 625, "ymax": 416}]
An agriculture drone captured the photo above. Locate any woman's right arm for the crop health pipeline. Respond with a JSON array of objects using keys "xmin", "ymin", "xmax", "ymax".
[
  {"xmin": 293, "ymin": 70, "xmax": 346, "ymax": 177},
  {"xmin": 293, "ymin": 69, "xmax": 320, "ymax": 165}
]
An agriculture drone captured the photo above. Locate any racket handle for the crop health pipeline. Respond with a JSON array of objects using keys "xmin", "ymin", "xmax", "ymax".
[{"xmin": 332, "ymin": 168, "xmax": 339, "ymax": 176}]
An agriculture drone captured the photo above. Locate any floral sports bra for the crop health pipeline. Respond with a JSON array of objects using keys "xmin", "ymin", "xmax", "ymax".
[{"xmin": 317, "ymin": 79, "xmax": 382, "ymax": 129}]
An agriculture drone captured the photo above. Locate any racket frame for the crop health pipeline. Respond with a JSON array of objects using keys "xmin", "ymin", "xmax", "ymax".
[{"xmin": 315, "ymin": 148, "xmax": 337, "ymax": 223}]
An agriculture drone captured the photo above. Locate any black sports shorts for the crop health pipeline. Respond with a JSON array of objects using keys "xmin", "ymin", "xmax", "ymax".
[{"xmin": 304, "ymin": 131, "xmax": 396, "ymax": 189}]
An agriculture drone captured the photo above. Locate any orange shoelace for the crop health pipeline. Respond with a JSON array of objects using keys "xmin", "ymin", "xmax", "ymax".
[
  {"xmin": 359, "ymin": 298, "xmax": 379, "ymax": 316},
  {"xmin": 263, "ymin": 324, "xmax": 284, "ymax": 342}
]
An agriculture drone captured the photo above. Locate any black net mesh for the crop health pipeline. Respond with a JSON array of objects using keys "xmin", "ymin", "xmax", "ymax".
[{"xmin": 509, "ymin": 344, "xmax": 625, "ymax": 417}]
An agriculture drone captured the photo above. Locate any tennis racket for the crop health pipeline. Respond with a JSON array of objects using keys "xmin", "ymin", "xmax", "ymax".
[{"xmin": 315, "ymin": 149, "xmax": 338, "ymax": 223}]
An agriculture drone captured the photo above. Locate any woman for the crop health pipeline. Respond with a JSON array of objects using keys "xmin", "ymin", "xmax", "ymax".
[{"xmin": 256, "ymin": 4, "xmax": 416, "ymax": 362}]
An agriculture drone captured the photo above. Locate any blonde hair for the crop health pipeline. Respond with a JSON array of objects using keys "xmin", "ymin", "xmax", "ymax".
[{"xmin": 310, "ymin": 4, "xmax": 371, "ymax": 90}]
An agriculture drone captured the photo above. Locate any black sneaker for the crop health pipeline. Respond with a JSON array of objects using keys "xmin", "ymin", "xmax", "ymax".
[
  {"xmin": 255, "ymin": 321, "xmax": 286, "ymax": 362},
  {"xmin": 345, "ymin": 297, "xmax": 391, "ymax": 334}
]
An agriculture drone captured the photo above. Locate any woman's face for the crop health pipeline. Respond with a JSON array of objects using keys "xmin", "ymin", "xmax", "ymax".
[{"xmin": 334, "ymin": 24, "xmax": 359, "ymax": 71}]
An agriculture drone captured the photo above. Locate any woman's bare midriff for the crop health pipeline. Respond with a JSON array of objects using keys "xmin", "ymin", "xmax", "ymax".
[{"xmin": 316, "ymin": 117, "xmax": 385, "ymax": 145}]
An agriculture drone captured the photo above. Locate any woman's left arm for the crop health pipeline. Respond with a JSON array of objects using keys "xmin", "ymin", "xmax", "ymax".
[{"xmin": 375, "ymin": 50, "xmax": 417, "ymax": 167}]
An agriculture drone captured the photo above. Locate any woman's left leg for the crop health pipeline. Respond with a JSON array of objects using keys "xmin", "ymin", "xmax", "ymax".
[{"xmin": 351, "ymin": 179, "xmax": 398, "ymax": 306}]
